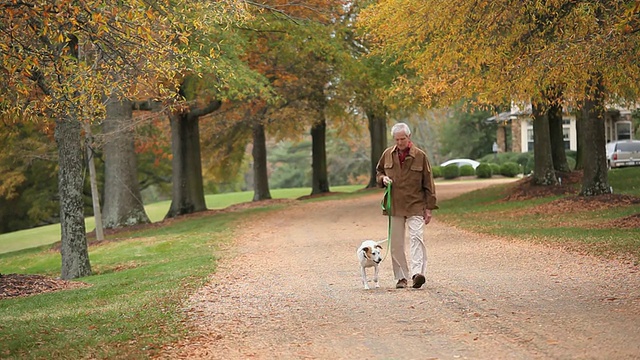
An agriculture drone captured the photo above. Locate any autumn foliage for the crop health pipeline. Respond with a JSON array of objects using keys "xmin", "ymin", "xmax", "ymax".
[{"xmin": 358, "ymin": 0, "xmax": 640, "ymax": 108}]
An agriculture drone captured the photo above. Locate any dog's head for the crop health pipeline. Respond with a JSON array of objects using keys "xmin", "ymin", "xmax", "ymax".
[{"xmin": 362, "ymin": 244, "xmax": 383, "ymax": 264}]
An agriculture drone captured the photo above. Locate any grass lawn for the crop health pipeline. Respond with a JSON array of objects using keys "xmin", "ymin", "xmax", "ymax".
[
  {"xmin": 0, "ymin": 185, "xmax": 365, "ymax": 255},
  {"xmin": 436, "ymin": 167, "xmax": 640, "ymax": 261},
  {"xmin": 0, "ymin": 185, "xmax": 367, "ymax": 359},
  {"xmin": 1, "ymin": 210, "xmax": 244, "ymax": 359}
]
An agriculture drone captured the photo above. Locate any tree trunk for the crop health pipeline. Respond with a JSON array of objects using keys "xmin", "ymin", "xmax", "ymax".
[
  {"xmin": 102, "ymin": 96, "xmax": 150, "ymax": 228},
  {"xmin": 532, "ymin": 102, "xmax": 558, "ymax": 186},
  {"xmin": 84, "ymin": 123, "xmax": 104, "ymax": 241},
  {"xmin": 165, "ymin": 112, "xmax": 207, "ymax": 218},
  {"xmin": 311, "ymin": 119, "xmax": 330, "ymax": 195},
  {"xmin": 579, "ymin": 75, "xmax": 611, "ymax": 196},
  {"xmin": 55, "ymin": 116, "xmax": 91, "ymax": 280},
  {"xmin": 252, "ymin": 120, "xmax": 272, "ymax": 201},
  {"xmin": 548, "ymin": 101, "xmax": 571, "ymax": 173},
  {"xmin": 366, "ymin": 110, "xmax": 387, "ymax": 188},
  {"xmin": 574, "ymin": 109, "xmax": 585, "ymax": 171}
]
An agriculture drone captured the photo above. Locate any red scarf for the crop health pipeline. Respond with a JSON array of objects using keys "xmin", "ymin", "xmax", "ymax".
[{"xmin": 398, "ymin": 141, "xmax": 412, "ymax": 166}]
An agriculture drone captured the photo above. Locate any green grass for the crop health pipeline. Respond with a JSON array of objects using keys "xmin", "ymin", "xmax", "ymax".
[
  {"xmin": 0, "ymin": 186, "xmax": 369, "ymax": 359},
  {"xmin": 1, "ymin": 194, "xmax": 357, "ymax": 360},
  {"xmin": 609, "ymin": 167, "xmax": 640, "ymax": 196},
  {"xmin": 437, "ymin": 167, "xmax": 640, "ymax": 261},
  {"xmin": 0, "ymin": 185, "xmax": 364, "ymax": 255},
  {"xmin": 0, "ymin": 212, "xmax": 227, "ymax": 359}
]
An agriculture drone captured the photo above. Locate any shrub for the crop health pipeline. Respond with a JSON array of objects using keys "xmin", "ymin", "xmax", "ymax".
[
  {"xmin": 443, "ymin": 164, "xmax": 460, "ymax": 179},
  {"xmin": 500, "ymin": 162, "xmax": 521, "ymax": 177},
  {"xmin": 477, "ymin": 154, "xmax": 495, "ymax": 163},
  {"xmin": 521, "ymin": 156, "xmax": 576, "ymax": 174},
  {"xmin": 478, "ymin": 152, "xmax": 526, "ymax": 166},
  {"xmin": 475, "ymin": 163, "xmax": 493, "ymax": 178},
  {"xmin": 432, "ymin": 165, "xmax": 443, "ymax": 178},
  {"xmin": 459, "ymin": 165, "xmax": 475, "ymax": 176},
  {"xmin": 517, "ymin": 152, "xmax": 534, "ymax": 168},
  {"xmin": 500, "ymin": 152, "xmax": 521, "ymax": 164},
  {"xmin": 490, "ymin": 163, "xmax": 501, "ymax": 174},
  {"xmin": 480, "ymin": 151, "xmax": 577, "ymax": 174},
  {"xmin": 523, "ymin": 157, "xmax": 534, "ymax": 175}
]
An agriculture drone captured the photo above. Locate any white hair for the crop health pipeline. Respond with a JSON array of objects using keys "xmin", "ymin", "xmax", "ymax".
[{"xmin": 391, "ymin": 122, "xmax": 411, "ymax": 137}]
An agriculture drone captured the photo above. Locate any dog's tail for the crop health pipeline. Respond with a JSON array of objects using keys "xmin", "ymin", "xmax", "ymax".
[{"xmin": 376, "ymin": 239, "xmax": 387, "ymax": 246}]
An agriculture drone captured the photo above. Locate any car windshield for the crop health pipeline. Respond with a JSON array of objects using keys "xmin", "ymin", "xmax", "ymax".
[{"xmin": 617, "ymin": 142, "xmax": 640, "ymax": 152}]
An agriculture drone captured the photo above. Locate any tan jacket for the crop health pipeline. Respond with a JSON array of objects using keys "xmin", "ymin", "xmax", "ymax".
[{"xmin": 376, "ymin": 144, "xmax": 438, "ymax": 216}]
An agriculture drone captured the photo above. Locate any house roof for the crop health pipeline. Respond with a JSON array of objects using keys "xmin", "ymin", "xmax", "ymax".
[
  {"xmin": 486, "ymin": 112, "xmax": 512, "ymax": 122},
  {"xmin": 486, "ymin": 109, "xmax": 530, "ymax": 123}
]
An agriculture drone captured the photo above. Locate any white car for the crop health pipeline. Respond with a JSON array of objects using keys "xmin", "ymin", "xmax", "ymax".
[
  {"xmin": 606, "ymin": 140, "xmax": 640, "ymax": 169},
  {"xmin": 440, "ymin": 158, "xmax": 480, "ymax": 169}
]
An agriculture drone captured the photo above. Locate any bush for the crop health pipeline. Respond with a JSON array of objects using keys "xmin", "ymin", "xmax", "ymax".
[
  {"xmin": 443, "ymin": 164, "xmax": 460, "ymax": 179},
  {"xmin": 479, "ymin": 152, "xmax": 532, "ymax": 166},
  {"xmin": 500, "ymin": 162, "xmax": 521, "ymax": 177},
  {"xmin": 500, "ymin": 152, "xmax": 521, "ymax": 164},
  {"xmin": 459, "ymin": 165, "xmax": 475, "ymax": 176},
  {"xmin": 477, "ymin": 153, "xmax": 497, "ymax": 164},
  {"xmin": 515, "ymin": 152, "xmax": 532, "ymax": 168},
  {"xmin": 523, "ymin": 155, "xmax": 576, "ymax": 174},
  {"xmin": 480, "ymin": 151, "xmax": 578, "ymax": 174},
  {"xmin": 432, "ymin": 165, "xmax": 443, "ymax": 178},
  {"xmin": 490, "ymin": 163, "xmax": 501, "ymax": 174},
  {"xmin": 475, "ymin": 163, "xmax": 493, "ymax": 178},
  {"xmin": 522, "ymin": 158, "xmax": 532, "ymax": 175}
]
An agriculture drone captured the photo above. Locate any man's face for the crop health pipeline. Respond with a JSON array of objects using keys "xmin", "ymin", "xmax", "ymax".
[{"xmin": 394, "ymin": 131, "xmax": 410, "ymax": 151}]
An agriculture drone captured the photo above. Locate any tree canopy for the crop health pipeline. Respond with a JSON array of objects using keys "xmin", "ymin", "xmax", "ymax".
[
  {"xmin": 0, "ymin": 0, "xmax": 257, "ymax": 122},
  {"xmin": 358, "ymin": 0, "xmax": 640, "ymax": 109},
  {"xmin": 0, "ymin": 0, "xmax": 256, "ymax": 279}
]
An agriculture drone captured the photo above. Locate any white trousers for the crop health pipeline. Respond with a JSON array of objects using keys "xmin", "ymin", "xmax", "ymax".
[{"xmin": 390, "ymin": 215, "xmax": 427, "ymax": 280}]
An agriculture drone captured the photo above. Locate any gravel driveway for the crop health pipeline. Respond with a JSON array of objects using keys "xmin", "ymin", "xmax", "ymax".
[{"xmin": 159, "ymin": 179, "xmax": 640, "ymax": 359}]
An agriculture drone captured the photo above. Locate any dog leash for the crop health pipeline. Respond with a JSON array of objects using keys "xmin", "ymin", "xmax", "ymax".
[{"xmin": 380, "ymin": 182, "xmax": 392, "ymax": 261}]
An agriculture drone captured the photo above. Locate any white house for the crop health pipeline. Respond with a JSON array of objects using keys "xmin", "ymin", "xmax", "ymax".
[{"xmin": 487, "ymin": 103, "xmax": 636, "ymax": 153}]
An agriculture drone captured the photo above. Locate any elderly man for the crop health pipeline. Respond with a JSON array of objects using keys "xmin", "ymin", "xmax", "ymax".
[{"xmin": 376, "ymin": 122, "xmax": 438, "ymax": 289}]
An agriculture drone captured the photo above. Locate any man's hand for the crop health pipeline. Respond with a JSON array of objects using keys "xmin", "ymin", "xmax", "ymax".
[
  {"xmin": 424, "ymin": 209, "xmax": 432, "ymax": 225},
  {"xmin": 382, "ymin": 176, "xmax": 393, "ymax": 186}
]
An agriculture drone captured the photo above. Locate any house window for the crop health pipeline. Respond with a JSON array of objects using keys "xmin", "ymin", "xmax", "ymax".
[
  {"xmin": 616, "ymin": 121, "xmax": 632, "ymax": 140},
  {"xmin": 563, "ymin": 120, "xmax": 571, "ymax": 149},
  {"xmin": 563, "ymin": 128, "xmax": 571, "ymax": 149},
  {"xmin": 526, "ymin": 121, "xmax": 572, "ymax": 151},
  {"xmin": 527, "ymin": 128, "xmax": 534, "ymax": 152},
  {"xmin": 605, "ymin": 122, "xmax": 612, "ymax": 143}
]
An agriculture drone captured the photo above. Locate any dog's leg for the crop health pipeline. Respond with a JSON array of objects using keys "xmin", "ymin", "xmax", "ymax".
[
  {"xmin": 360, "ymin": 266, "xmax": 370, "ymax": 290},
  {"xmin": 373, "ymin": 265, "xmax": 380, "ymax": 288}
]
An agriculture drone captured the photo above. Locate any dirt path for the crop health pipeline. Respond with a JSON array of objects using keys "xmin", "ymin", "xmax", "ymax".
[{"xmin": 159, "ymin": 179, "xmax": 640, "ymax": 360}]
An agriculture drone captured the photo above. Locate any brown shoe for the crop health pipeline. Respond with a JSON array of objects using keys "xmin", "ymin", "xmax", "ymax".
[
  {"xmin": 396, "ymin": 279, "xmax": 407, "ymax": 288},
  {"xmin": 412, "ymin": 274, "xmax": 426, "ymax": 289}
]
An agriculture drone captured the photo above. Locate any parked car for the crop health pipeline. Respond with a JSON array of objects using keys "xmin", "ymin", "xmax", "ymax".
[
  {"xmin": 606, "ymin": 140, "xmax": 640, "ymax": 169},
  {"xmin": 440, "ymin": 158, "xmax": 480, "ymax": 169}
]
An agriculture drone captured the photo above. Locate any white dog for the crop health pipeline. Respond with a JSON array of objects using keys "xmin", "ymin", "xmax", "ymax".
[{"xmin": 357, "ymin": 240, "xmax": 385, "ymax": 290}]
